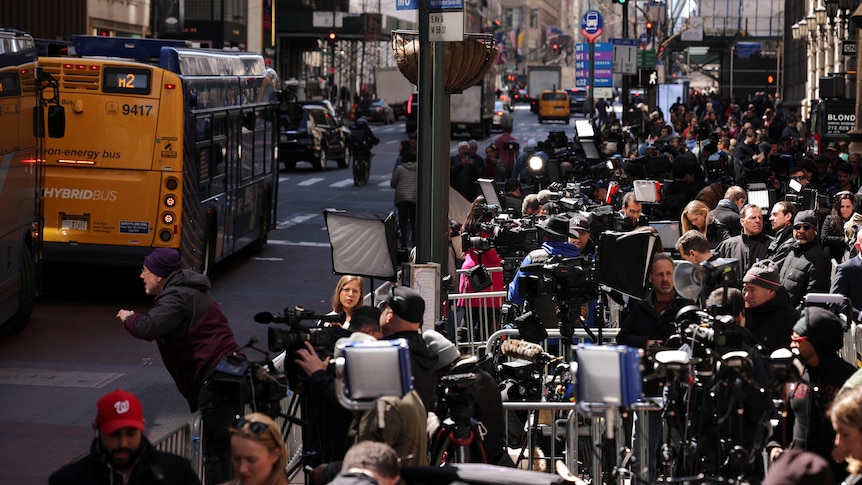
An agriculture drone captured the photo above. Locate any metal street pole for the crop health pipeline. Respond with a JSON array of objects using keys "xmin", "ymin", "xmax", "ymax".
[{"xmin": 621, "ymin": 1, "xmax": 630, "ymax": 123}]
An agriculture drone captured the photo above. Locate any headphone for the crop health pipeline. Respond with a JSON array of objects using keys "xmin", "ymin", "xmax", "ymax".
[{"xmin": 389, "ymin": 286, "xmax": 408, "ymax": 319}]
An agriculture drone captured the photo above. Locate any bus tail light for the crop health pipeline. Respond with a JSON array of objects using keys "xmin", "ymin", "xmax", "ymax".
[
  {"xmin": 162, "ymin": 212, "xmax": 175, "ymax": 225},
  {"xmin": 159, "ymin": 229, "xmax": 173, "ymax": 242},
  {"xmin": 165, "ymin": 83, "xmax": 176, "ymax": 90},
  {"xmin": 165, "ymin": 177, "xmax": 178, "ymax": 190},
  {"xmin": 164, "ymin": 195, "xmax": 177, "ymax": 207}
]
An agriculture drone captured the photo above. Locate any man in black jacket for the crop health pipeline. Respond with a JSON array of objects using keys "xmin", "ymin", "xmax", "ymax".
[
  {"xmin": 380, "ymin": 286, "xmax": 438, "ymax": 411},
  {"xmin": 617, "ymin": 253, "xmax": 694, "ymax": 482},
  {"xmin": 742, "ymin": 259, "xmax": 799, "ymax": 352},
  {"xmin": 778, "ymin": 210, "xmax": 831, "ymax": 308},
  {"xmin": 712, "ymin": 185, "xmax": 747, "ymax": 236},
  {"xmin": 49, "ymin": 389, "xmax": 200, "ymax": 485},
  {"xmin": 716, "ymin": 204, "xmax": 773, "ymax": 284},
  {"xmin": 767, "ymin": 201, "xmax": 797, "ymax": 269}
]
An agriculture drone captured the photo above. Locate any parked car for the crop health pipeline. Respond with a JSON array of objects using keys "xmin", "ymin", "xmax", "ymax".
[
  {"xmin": 565, "ymin": 87, "xmax": 587, "ymax": 113},
  {"xmin": 492, "ymin": 101, "xmax": 514, "ymax": 132},
  {"xmin": 352, "ymin": 98, "xmax": 395, "ymax": 124},
  {"xmin": 278, "ymin": 103, "xmax": 350, "ymax": 171}
]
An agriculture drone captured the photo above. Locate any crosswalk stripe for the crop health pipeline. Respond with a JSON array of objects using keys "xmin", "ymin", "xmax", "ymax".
[
  {"xmin": 330, "ymin": 178, "xmax": 355, "ymax": 187},
  {"xmin": 267, "ymin": 239, "xmax": 330, "ymax": 248},
  {"xmin": 297, "ymin": 177, "xmax": 325, "ymax": 186},
  {"xmin": 276, "ymin": 213, "xmax": 318, "ymax": 229}
]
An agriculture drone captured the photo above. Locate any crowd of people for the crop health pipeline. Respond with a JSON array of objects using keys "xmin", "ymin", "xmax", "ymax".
[{"xmin": 49, "ymin": 85, "xmax": 862, "ymax": 484}]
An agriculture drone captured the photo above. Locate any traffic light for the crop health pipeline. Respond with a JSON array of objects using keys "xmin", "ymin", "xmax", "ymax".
[
  {"xmin": 767, "ymin": 73, "xmax": 776, "ymax": 85},
  {"xmin": 552, "ymin": 43, "xmax": 559, "ymax": 53},
  {"xmin": 646, "ymin": 21, "xmax": 654, "ymax": 37},
  {"xmin": 327, "ymin": 31, "xmax": 337, "ymax": 47}
]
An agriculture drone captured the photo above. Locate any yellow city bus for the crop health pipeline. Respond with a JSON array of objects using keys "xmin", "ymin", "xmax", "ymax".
[
  {"xmin": 0, "ymin": 30, "xmax": 59, "ymax": 334},
  {"xmin": 40, "ymin": 36, "xmax": 279, "ymax": 273}
]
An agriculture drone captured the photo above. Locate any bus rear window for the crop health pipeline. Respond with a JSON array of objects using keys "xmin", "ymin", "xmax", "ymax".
[
  {"xmin": 0, "ymin": 72, "xmax": 20, "ymax": 97},
  {"xmin": 102, "ymin": 67, "xmax": 151, "ymax": 95}
]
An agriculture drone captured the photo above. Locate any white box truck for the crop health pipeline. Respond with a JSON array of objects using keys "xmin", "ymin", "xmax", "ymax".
[
  {"xmin": 375, "ymin": 67, "xmax": 416, "ymax": 120},
  {"xmin": 450, "ymin": 68, "xmax": 497, "ymax": 139},
  {"xmin": 527, "ymin": 65, "xmax": 561, "ymax": 113}
]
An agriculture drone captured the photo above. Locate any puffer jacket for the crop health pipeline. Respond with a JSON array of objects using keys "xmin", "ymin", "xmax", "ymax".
[
  {"xmin": 49, "ymin": 436, "xmax": 200, "ymax": 485},
  {"xmin": 778, "ymin": 241, "xmax": 831, "ymax": 308},
  {"xmin": 390, "ymin": 160, "xmax": 417, "ymax": 204},
  {"xmin": 715, "ymin": 232, "xmax": 773, "ymax": 282}
]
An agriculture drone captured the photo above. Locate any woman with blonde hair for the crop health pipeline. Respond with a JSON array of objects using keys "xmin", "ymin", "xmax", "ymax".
[
  {"xmin": 830, "ymin": 385, "xmax": 862, "ymax": 484},
  {"xmin": 329, "ymin": 275, "xmax": 365, "ymax": 328},
  {"xmin": 680, "ymin": 199, "xmax": 729, "ymax": 249},
  {"xmin": 221, "ymin": 413, "xmax": 287, "ymax": 485}
]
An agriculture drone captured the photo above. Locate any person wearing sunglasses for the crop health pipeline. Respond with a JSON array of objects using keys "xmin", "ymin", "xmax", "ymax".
[
  {"xmin": 770, "ymin": 308, "xmax": 856, "ymax": 482},
  {"xmin": 778, "ymin": 210, "xmax": 831, "ymax": 308},
  {"xmin": 226, "ymin": 413, "xmax": 288, "ymax": 485}
]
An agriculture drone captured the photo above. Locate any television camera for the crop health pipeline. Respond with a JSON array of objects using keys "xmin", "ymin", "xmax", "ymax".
[
  {"xmin": 254, "ymin": 306, "xmax": 351, "ymax": 356},
  {"xmin": 517, "ymin": 255, "xmax": 598, "ymax": 308}
]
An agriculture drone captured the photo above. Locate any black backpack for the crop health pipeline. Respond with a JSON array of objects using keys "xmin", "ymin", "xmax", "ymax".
[{"xmin": 350, "ymin": 126, "xmax": 370, "ymax": 151}]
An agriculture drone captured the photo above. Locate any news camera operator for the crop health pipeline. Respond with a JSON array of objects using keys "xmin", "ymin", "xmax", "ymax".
[
  {"xmin": 506, "ymin": 214, "xmax": 580, "ymax": 307},
  {"xmin": 616, "ymin": 252, "xmax": 694, "ymax": 483},
  {"xmin": 458, "ymin": 196, "xmax": 506, "ymax": 335},
  {"xmin": 423, "ymin": 330, "xmax": 513, "ymax": 467},
  {"xmin": 613, "ymin": 192, "xmax": 648, "ymax": 232},
  {"xmin": 293, "ymin": 306, "xmax": 384, "ymax": 467}
]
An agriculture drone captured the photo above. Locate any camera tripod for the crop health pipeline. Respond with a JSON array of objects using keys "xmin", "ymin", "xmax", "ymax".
[{"xmin": 428, "ymin": 374, "xmax": 490, "ymax": 465}]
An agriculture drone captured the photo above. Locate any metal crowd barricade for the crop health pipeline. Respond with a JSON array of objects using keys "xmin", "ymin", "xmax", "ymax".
[{"xmin": 151, "ymin": 422, "xmax": 193, "ymax": 460}]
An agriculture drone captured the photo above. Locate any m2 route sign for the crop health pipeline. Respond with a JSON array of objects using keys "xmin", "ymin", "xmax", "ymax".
[{"xmin": 581, "ymin": 10, "xmax": 603, "ymax": 43}]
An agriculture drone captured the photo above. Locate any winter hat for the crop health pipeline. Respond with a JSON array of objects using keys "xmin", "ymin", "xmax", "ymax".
[
  {"xmin": 793, "ymin": 210, "xmax": 818, "ymax": 229},
  {"xmin": 538, "ymin": 214, "xmax": 571, "ymax": 240},
  {"xmin": 387, "ymin": 286, "xmax": 425, "ymax": 324},
  {"xmin": 423, "ymin": 330, "xmax": 460, "ymax": 371},
  {"xmin": 96, "ymin": 389, "xmax": 145, "ymax": 435},
  {"xmin": 793, "ymin": 307, "xmax": 845, "ymax": 357},
  {"xmin": 762, "ymin": 449, "xmax": 833, "ymax": 485},
  {"xmin": 742, "ymin": 259, "xmax": 781, "ymax": 291},
  {"xmin": 143, "ymin": 248, "xmax": 183, "ymax": 277}
]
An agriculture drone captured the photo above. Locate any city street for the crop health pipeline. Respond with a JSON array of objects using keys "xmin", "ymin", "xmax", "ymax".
[{"xmin": 0, "ymin": 104, "xmax": 575, "ymax": 482}]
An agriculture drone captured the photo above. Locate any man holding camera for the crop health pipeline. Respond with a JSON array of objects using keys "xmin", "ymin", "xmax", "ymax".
[
  {"xmin": 616, "ymin": 252, "xmax": 693, "ymax": 482},
  {"xmin": 507, "ymin": 214, "xmax": 581, "ymax": 307}
]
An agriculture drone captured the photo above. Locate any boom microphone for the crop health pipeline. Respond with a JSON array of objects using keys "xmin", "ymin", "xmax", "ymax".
[{"xmin": 501, "ymin": 339, "xmax": 553, "ymax": 364}]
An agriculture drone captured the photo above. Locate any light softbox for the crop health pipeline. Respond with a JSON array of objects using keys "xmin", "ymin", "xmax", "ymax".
[
  {"xmin": 596, "ymin": 230, "xmax": 659, "ymax": 300},
  {"xmin": 323, "ymin": 209, "xmax": 399, "ymax": 280}
]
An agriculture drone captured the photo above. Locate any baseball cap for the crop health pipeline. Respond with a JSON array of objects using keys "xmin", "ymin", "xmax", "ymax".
[
  {"xmin": 423, "ymin": 330, "xmax": 460, "ymax": 371},
  {"xmin": 387, "ymin": 286, "xmax": 425, "ymax": 324},
  {"xmin": 569, "ymin": 214, "xmax": 590, "ymax": 237},
  {"xmin": 96, "ymin": 389, "xmax": 145, "ymax": 435}
]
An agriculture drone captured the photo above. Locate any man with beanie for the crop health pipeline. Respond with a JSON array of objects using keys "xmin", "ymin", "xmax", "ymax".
[
  {"xmin": 779, "ymin": 210, "xmax": 831, "ymax": 308},
  {"xmin": 49, "ymin": 389, "xmax": 200, "ymax": 485},
  {"xmin": 742, "ymin": 259, "xmax": 799, "ymax": 352},
  {"xmin": 423, "ymin": 330, "xmax": 511, "ymax": 466},
  {"xmin": 774, "ymin": 308, "xmax": 856, "ymax": 481},
  {"xmin": 380, "ymin": 286, "xmax": 438, "ymax": 411},
  {"xmin": 116, "ymin": 248, "xmax": 239, "ymax": 484}
]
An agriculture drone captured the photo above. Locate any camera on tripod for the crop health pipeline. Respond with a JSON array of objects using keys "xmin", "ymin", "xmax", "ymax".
[
  {"xmin": 517, "ymin": 255, "xmax": 598, "ymax": 306},
  {"xmin": 460, "ymin": 215, "xmax": 540, "ymax": 258},
  {"xmin": 254, "ymin": 306, "xmax": 351, "ymax": 357}
]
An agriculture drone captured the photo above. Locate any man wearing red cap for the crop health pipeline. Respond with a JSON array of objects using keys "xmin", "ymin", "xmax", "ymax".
[
  {"xmin": 116, "ymin": 248, "xmax": 239, "ymax": 484},
  {"xmin": 49, "ymin": 389, "xmax": 200, "ymax": 484}
]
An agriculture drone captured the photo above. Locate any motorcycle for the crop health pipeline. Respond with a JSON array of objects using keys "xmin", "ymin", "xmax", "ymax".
[{"xmin": 352, "ymin": 149, "xmax": 372, "ymax": 186}]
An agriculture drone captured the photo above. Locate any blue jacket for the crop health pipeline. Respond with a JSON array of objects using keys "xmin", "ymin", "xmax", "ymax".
[{"xmin": 507, "ymin": 241, "xmax": 580, "ymax": 305}]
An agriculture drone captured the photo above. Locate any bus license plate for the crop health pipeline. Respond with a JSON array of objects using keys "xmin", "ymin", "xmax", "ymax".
[{"xmin": 61, "ymin": 217, "xmax": 88, "ymax": 231}]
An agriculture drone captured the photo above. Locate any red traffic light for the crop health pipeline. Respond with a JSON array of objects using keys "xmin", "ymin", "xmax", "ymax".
[
  {"xmin": 328, "ymin": 31, "xmax": 337, "ymax": 41},
  {"xmin": 767, "ymin": 74, "xmax": 775, "ymax": 84},
  {"xmin": 646, "ymin": 21, "xmax": 653, "ymax": 29}
]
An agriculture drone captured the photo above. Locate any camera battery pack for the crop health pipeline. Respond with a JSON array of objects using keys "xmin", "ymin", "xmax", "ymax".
[{"xmin": 575, "ymin": 343, "xmax": 642, "ymax": 407}]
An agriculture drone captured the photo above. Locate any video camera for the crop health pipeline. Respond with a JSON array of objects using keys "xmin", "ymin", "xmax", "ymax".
[
  {"xmin": 517, "ymin": 254, "xmax": 598, "ymax": 307},
  {"xmin": 254, "ymin": 307, "xmax": 351, "ymax": 357},
  {"xmin": 460, "ymin": 214, "xmax": 541, "ymax": 259}
]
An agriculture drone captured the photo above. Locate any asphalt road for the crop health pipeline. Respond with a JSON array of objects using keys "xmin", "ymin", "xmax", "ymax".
[{"xmin": 0, "ymin": 103, "xmax": 568, "ymax": 482}]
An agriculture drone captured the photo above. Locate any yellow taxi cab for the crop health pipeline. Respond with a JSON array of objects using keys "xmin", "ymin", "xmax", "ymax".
[{"xmin": 537, "ymin": 89, "xmax": 570, "ymax": 124}]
